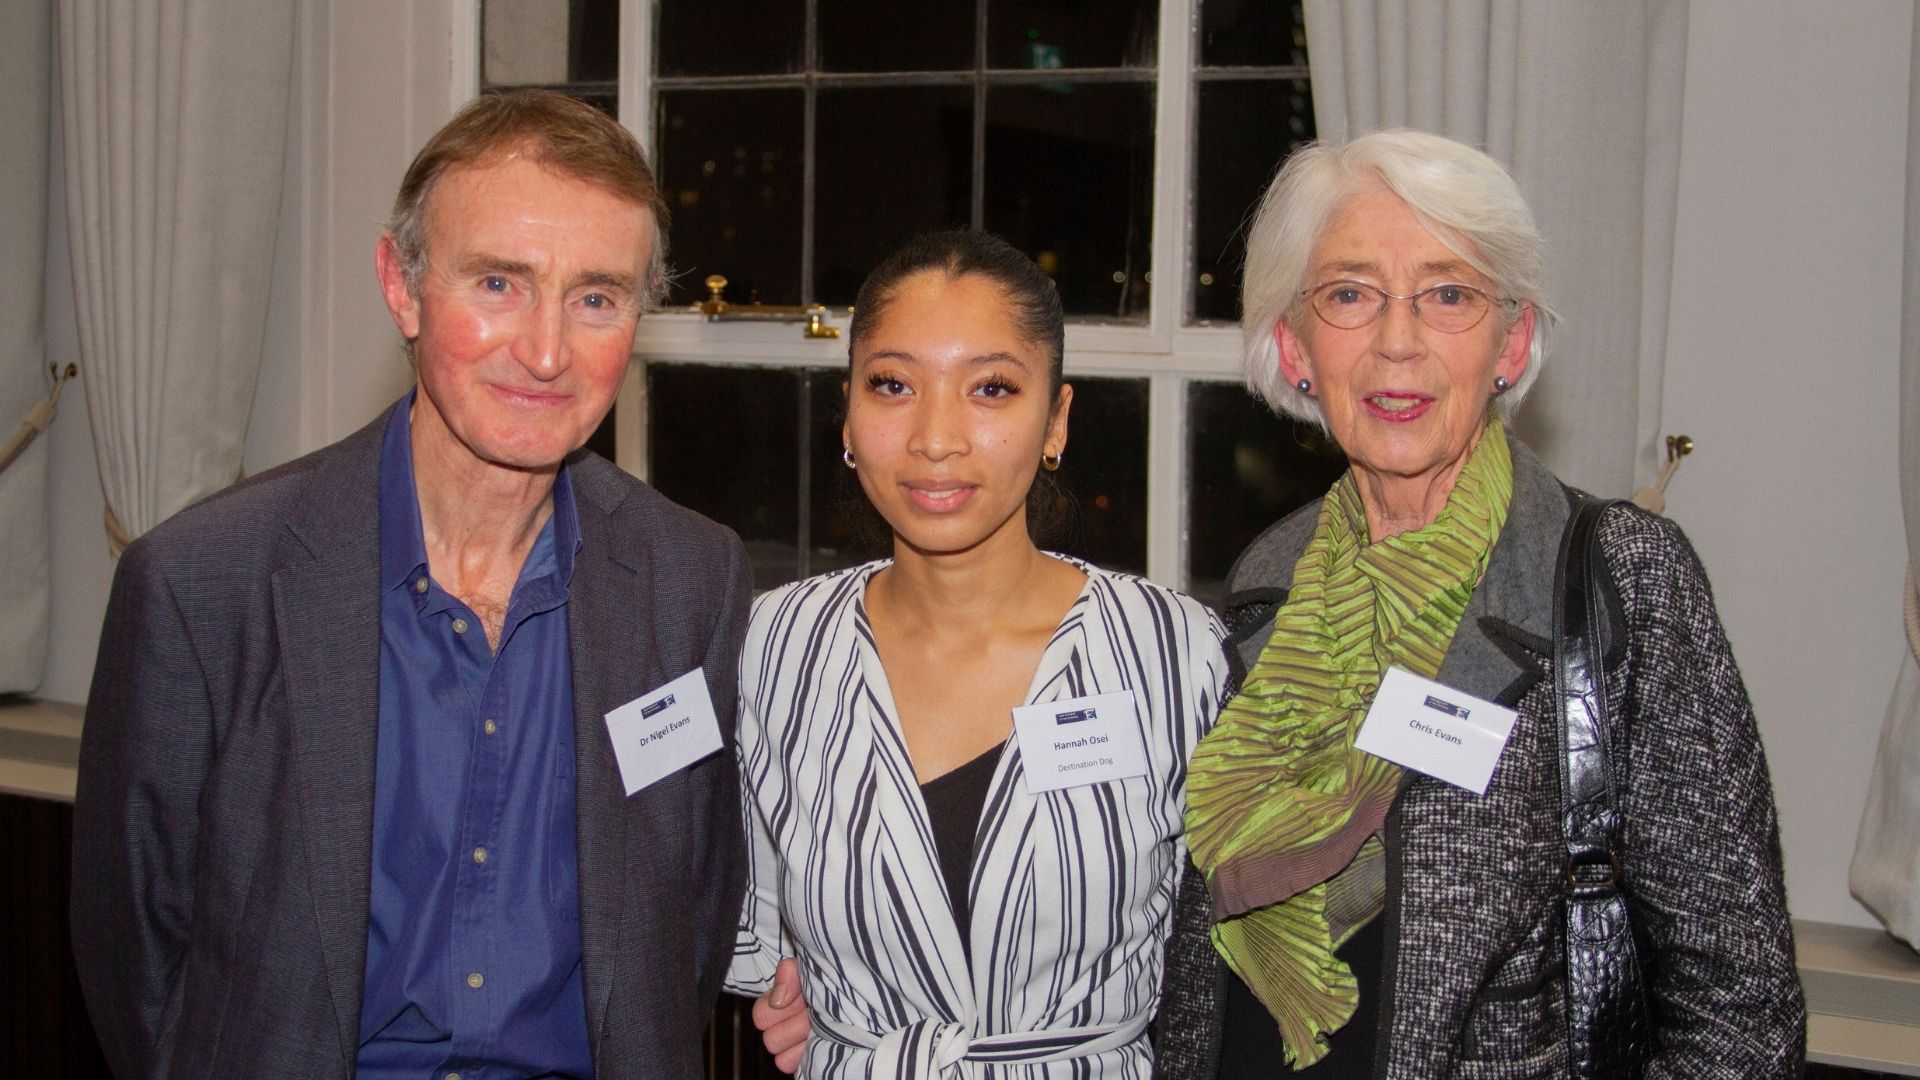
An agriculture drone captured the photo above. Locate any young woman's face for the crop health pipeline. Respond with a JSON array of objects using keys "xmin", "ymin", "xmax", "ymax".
[{"xmin": 844, "ymin": 270, "xmax": 1070, "ymax": 559}]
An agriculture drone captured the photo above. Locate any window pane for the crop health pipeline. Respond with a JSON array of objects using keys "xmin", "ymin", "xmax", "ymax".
[
  {"xmin": 657, "ymin": 89, "xmax": 805, "ymax": 307},
  {"xmin": 1054, "ymin": 375, "xmax": 1149, "ymax": 573},
  {"xmin": 820, "ymin": 0, "xmax": 973, "ymax": 72},
  {"xmin": 805, "ymin": 369, "xmax": 889, "ymax": 575},
  {"xmin": 657, "ymin": 0, "xmax": 803, "ymax": 77},
  {"xmin": 1200, "ymin": 0, "xmax": 1308, "ymax": 68},
  {"xmin": 815, "ymin": 86, "xmax": 974, "ymax": 306},
  {"xmin": 647, "ymin": 364, "xmax": 803, "ymax": 590},
  {"xmin": 1185, "ymin": 380, "xmax": 1346, "ymax": 606},
  {"xmin": 1191, "ymin": 78, "xmax": 1313, "ymax": 323},
  {"xmin": 483, "ymin": 0, "xmax": 619, "ymax": 86},
  {"xmin": 987, "ymin": 0, "xmax": 1158, "ymax": 69},
  {"xmin": 984, "ymin": 83, "xmax": 1155, "ymax": 320}
]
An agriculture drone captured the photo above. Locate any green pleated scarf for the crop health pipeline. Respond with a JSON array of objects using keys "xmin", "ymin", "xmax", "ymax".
[{"xmin": 1185, "ymin": 419, "xmax": 1513, "ymax": 1068}]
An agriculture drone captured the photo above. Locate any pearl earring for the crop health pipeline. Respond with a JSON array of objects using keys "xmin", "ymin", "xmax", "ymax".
[
  {"xmin": 1493, "ymin": 376, "xmax": 1511, "ymax": 394},
  {"xmin": 1296, "ymin": 378, "xmax": 1312, "ymax": 393}
]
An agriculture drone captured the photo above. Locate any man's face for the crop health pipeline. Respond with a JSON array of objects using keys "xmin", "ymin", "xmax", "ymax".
[{"xmin": 377, "ymin": 154, "xmax": 653, "ymax": 473}]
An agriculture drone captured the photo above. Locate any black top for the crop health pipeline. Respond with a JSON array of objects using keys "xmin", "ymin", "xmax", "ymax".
[
  {"xmin": 1218, "ymin": 914, "xmax": 1383, "ymax": 1079},
  {"xmin": 918, "ymin": 741, "xmax": 1006, "ymax": 965}
]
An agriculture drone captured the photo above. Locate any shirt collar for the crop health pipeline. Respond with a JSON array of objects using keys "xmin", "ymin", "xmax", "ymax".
[{"xmin": 378, "ymin": 388, "xmax": 583, "ymax": 600}]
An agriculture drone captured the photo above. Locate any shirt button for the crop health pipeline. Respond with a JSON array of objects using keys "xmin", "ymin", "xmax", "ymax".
[
  {"xmin": 467, "ymin": 972, "xmax": 484, "ymax": 989},
  {"xmin": 484, "ymin": 718, "xmax": 498, "ymax": 735},
  {"xmin": 414, "ymin": 576, "xmax": 428, "ymax": 594},
  {"xmin": 472, "ymin": 846, "xmax": 488, "ymax": 864},
  {"xmin": 451, "ymin": 617, "xmax": 469, "ymax": 635}
]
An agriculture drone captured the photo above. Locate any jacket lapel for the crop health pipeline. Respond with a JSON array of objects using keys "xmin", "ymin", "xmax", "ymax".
[
  {"xmin": 1434, "ymin": 437, "xmax": 1576, "ymax": 708},
  {"xmin": 271, "ymin": 409, "xmax": 390, "ymax": 1063},
  {"xmin": 565, "ymin": 458, "xmax": 660, "ymax": 1045}
]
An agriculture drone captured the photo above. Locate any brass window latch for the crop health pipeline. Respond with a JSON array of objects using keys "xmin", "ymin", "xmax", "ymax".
[{"xmin": 694, "ymin": 274, "xmax": 842, "ymax": 339}]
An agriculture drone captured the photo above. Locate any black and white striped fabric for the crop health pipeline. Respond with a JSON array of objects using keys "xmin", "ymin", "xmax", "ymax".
[{"xmin": 727, "ymin": 558, "xmax": 1230, "ymax": 1079}]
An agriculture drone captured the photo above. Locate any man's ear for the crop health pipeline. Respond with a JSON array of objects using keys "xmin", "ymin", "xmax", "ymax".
[{"xmin": 375, "ymin": 234, "xmax": 422, "ymax": 341}]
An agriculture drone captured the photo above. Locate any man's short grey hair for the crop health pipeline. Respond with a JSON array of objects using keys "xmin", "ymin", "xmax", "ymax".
[{"xmin": 1241, "ymin": 129, "xmax": 1557, "ymax": 425}]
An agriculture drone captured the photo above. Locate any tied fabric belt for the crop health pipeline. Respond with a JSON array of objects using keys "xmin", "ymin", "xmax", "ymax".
[{"xmin": 812, "ymin": 1011, "xmax": 1151, "ymax": 1078}]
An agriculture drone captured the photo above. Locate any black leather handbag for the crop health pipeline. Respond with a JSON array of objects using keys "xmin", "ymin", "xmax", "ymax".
[{"xmin": 1554, "ymin": 495, "xmax": 1659, "ymax": 1077}]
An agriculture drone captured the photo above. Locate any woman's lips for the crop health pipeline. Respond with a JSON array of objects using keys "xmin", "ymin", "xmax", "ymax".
[
  {"xmin": 1362, "ymin": 392, "xmax": 1434, "ymax": 422},
  {"xmin": 902, "ymin": 481, "xmax": 976, "ymax": 512}
]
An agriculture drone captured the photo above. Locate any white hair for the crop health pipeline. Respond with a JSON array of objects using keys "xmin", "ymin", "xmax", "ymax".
[{"xmin": 1240, "ymin": 129, "xmax": 1557, "ymax": 425}]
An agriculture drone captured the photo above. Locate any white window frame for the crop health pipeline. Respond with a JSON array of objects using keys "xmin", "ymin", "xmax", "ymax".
[{"xmin": 464, "ymin": 0, "xmax": 1278, "ymax": 589}]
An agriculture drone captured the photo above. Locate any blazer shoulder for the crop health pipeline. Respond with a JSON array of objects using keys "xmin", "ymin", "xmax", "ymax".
[
  {"xmin": 569, "ymin": 452, "xmax": 744, "ymax": 555},
  {"xmin": 121, "ymin": 438, "xmax": 359, "ymax": 577}
]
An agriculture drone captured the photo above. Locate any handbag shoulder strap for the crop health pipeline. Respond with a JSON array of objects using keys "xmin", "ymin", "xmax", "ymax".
[{"xmin": 1554, "ymin": 494, "xmax": 1625, "ymax": 868}]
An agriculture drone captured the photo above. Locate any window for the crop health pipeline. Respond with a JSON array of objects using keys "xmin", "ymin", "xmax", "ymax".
[{"xmin": 479, "ymin": 0, "xmax": 1338, "ymax": 605}]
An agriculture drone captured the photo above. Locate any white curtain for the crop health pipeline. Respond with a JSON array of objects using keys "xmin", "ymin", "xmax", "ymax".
[
  {"xmin": 58, "ymin": 0, "xmax": 296, "ymax": 553},
  {"xmin": 0, "ymin": 0, "xmax": 54, "ymax": 694},
  {"xmin": 1301, "ymin": 0, "xmax": 1688, "ymax": 497},
  {"xmin": 1849, "ymin": 13, "xmax": 1920, "ymax": 950}
]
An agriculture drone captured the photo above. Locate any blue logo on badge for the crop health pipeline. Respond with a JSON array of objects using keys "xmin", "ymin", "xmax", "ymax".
[
  {"xmin": 1422, "ymin": 694, "xmax": 1469, "ymax": 721},
  {"xmin": 641, "ymin": 694, "xmax": 675, "ymax": 719},
  {"xmin": 1055, "ymin": 708, "xmax": 1098, "ymax": 725}
]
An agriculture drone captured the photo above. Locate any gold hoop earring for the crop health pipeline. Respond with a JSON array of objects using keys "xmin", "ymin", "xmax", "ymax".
[
  {"xmin": 1042, "ymin": 451, "xmax": 1062, "ymax": 472},
  {"xmin": 842, "ymin": 446, "xmax": 856, "ymax": 469}
]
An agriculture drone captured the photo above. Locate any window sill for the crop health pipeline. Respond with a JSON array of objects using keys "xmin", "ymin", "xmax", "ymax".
[
  {"xmin": 1799, "ymin": 919, "xmax": 1920, "ymax": 1074},
  {"xmin": 0, "ymin": 697, "xmax": 81, "ymax": 803}
]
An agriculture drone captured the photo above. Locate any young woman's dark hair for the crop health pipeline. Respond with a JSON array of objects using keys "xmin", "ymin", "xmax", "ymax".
[
  {"xmin": 842, "ymin": 230, "xmax": 1073, "ymax": 547},
  {"xmin": 849, "ymin": 230, "xmax": 1066, "ymax": 398}
]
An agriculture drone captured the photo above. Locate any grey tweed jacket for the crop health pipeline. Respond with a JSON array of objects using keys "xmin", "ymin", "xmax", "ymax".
[
  {"xmin": 72, "ymin": 401, "xmax": 753, "ymax": 1079},
  {"xmin": 1155, "ymin": 435, "xmax": 1804, "ymax": 1079}
]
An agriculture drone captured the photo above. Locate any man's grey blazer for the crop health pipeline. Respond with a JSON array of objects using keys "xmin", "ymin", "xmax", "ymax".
[{"xmin": 71, "ymin": 402, "xmax": 753, "ymax": 1079}]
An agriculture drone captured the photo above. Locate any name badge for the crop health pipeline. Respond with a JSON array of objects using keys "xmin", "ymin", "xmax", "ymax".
[
  {"xmin": 1352, "ymin": 667, "xmax": 1517, "ymax": 795},
  {"xmin": 1012, "ymin": 691, "xmax": 1150, "ymax": 794},
  {"xmin": 604, "ymin": 667, "xmax": 723, "ymax": 796}
]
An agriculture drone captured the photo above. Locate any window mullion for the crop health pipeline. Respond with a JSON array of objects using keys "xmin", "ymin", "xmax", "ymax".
[
  {"xmin": 1146, "ymin": 373, "xmax": 1188, "ymax": 588},
  {"xmin": 618, "ymin": 0, "xmax": 652, "ymax": 147},
  {"xmin": 1144, "ymin": 0, "xmax": 1198, "ymax": 351}
]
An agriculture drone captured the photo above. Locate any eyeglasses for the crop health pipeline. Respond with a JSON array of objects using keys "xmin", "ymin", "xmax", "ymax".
[{"xmin": 1300, "ymin": 279, "xmax": 1515, "ymax": 334}]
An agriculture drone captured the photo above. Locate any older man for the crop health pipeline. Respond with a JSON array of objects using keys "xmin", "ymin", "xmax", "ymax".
[{"xmin": 72, "ymin": 90, "xmax": 750, "ymax": 1079}]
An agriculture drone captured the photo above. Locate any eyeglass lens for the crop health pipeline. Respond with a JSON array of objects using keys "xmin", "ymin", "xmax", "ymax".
[{"xmin": 1310, "ymin": 282, "xmax": 1491, "ymax": 333}]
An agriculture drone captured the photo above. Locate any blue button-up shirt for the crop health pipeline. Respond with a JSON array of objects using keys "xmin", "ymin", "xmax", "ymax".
[{"xmin": 357, "ymin": 395, "xmax": 593, "ymax": 1079}]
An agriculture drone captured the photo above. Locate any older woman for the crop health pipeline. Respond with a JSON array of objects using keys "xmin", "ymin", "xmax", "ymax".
[{"xmin": 1159, "ymin": 130, "xmax": 1804, "ymax": 1078}]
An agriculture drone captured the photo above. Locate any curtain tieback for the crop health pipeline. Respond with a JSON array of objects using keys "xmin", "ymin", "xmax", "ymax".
[{"xmin": 0, "ymin": 362, "xmax": 75, "ymax": 476}]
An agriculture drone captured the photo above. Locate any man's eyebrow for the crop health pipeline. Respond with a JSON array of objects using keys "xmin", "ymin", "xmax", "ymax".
[
  {"xmin": 453, "ymin": 254, "xmax": 534, "ymax": 278},
  {"xmin": 572, "ymin": 270, "xmax": 639, "ymax": 294}
]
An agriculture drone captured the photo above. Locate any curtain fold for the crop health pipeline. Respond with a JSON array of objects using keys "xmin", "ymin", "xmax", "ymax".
[
  {"xmin": 58, "ymin": 0, "xmax": 296, "ymax": 554},
  {"xmin": 1848, "ymin": 13, "xmax": 1920, "ymax": 950},
  {"xmin": 0, "ymin": 0, "xmax": 54, "ymax": 693},
  {"xmin": 1301, "ymin": 0, "xmax": 1687, "ymax": 497}
]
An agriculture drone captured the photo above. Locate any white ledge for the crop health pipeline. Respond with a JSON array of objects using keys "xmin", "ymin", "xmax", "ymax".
[
  {"xmin": 0, "ymin": 697, "xmax": 82, "ymax": 802},
  {"xmin": 1798, "ymin": 919, "xmax": 1920, "ymax": 1074}
]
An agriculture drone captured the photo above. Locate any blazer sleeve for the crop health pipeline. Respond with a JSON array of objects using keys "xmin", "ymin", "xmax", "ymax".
[
  {"xmin": 688, "ymin": 535, "xmax": 756, "ymax": 1014},
  {"xmin": 71, "ymin": 538, "xmax": 216, "ymax": 1078},
  {"xmin": 1607, "ymin": 512, "xmax": 1806, "ymax": 1078}
]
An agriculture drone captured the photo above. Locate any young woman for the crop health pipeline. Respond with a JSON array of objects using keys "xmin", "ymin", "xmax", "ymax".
[{"xmin": 726, "ymin": 231, "xmax": 1229, "ymax": 1078}]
